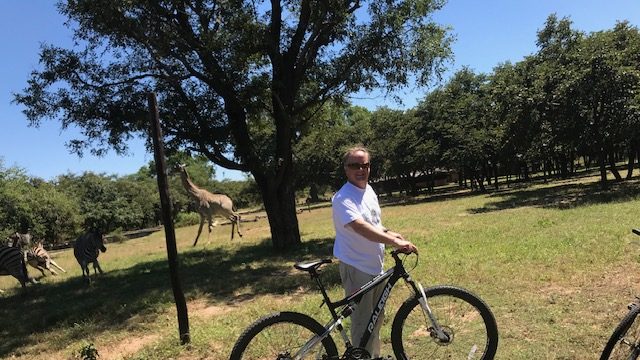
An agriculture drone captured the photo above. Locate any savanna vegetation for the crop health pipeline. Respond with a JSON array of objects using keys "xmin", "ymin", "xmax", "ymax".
[{"xmin": 1, "ymin": 171, "xmax": 640, "ymax": 359}]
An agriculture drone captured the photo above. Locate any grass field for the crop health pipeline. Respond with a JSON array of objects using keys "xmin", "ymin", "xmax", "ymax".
[{"xmin": 2, "ymin": 173, "xmax": 640, "ymax": 359}]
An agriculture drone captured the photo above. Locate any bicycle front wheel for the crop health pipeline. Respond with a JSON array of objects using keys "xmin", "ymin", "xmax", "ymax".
[
  {"xmin": 391, "ymin": 285, "xmax": 498, "ymax": 360},
  {"xmin": 229, "ymin": 311, "xmax": 339, "ymax": 360},
  {"xmin": 600, "ymin": 304, "xmax": 640, "ymax": 360}
]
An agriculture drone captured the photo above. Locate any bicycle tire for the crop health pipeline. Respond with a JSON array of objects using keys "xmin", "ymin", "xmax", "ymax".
[
  {"xmin": 229, "ymin": 311, "xmax": 339, "ymax": 360},
  {"xmin": 391, "ymin": 285, "xmax": 499, "ymax": 360},
  {"xmin": 600, "ymin": 304, "xmax": 640, "ymax": 360}
]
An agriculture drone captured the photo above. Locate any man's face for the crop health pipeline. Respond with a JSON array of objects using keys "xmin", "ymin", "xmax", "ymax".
[{"xmin": 344, "ymin": 150, "xmax": 370, "ymax": 189}]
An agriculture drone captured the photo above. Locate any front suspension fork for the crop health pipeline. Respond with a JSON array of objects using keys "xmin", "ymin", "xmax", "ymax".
[{"xmin": 416, "ymin": 282, "xmax": 450, "ymax": 342}]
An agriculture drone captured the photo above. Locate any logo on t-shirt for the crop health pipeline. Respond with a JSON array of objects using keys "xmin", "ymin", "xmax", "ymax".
[{"xmin": 369, "ymin": 208, "xmax": 380, "ymax": 226}]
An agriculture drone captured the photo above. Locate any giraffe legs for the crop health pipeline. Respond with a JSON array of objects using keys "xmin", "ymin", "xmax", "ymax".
[
  {"xmin": 230, "ymin": 214, "xmax": 243, "ymax": 240},
  {"xmin": 205, "ymin": 218, "xmax": 214, "ymax": 245},
  {"xmin": 230, "ymin": 219, "xmax": 235, "ymax": 240},
  {"xmin": 193, "ymin": 215, "xmax": 206, "ymax": 246}
]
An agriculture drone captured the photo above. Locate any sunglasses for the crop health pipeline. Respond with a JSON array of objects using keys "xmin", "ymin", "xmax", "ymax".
[{"xmin": 346, "ymin": 162, "xmax": 370, "ymax": 170}]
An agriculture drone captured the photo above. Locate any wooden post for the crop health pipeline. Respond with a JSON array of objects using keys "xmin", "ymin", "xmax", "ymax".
[{"xmin": 148, "ymin": 92, "xmax": 190, "ymax": 344}]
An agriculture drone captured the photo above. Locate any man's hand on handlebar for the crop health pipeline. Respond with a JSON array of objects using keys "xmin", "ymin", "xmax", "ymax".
[{"xmin": 394, "ymin": 239, "xmax": 418, "ymax": 254}]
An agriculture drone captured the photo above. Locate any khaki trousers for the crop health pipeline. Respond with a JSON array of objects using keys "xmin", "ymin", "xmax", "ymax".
[{"xmin": 339, "ymin": 262, "xmax": 385, "ymax": 357}]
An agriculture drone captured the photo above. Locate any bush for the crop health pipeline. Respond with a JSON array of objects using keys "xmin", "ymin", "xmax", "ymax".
[
  {"xmin": 76, "ymin": 342, "xmax": 99, "ymax": 360},
  {"xmin": 175, "ymin": 212, "xmax": 200, "ymax": 227}
]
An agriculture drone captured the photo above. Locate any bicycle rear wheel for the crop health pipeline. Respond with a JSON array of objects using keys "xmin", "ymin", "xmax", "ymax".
[
  {"xmin": 391, "ymin": 285, "xmax": 498, "ymax": 360},
  {"xmin": 229, "ymin": 311, "xmax": 339, "ymax": 360},
  {"xmin": 600, "ymin": 304, "xmax": 640, "ymax": 360}
]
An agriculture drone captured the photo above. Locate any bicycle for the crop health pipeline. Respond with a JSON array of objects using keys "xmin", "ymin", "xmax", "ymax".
[
  {"xmin": 229, "ymin": 249, "xmax": 499, "ymax": 359},
  {"xmin": 599, "ymin": 229, "xmax": 640, "ymax": 360}
]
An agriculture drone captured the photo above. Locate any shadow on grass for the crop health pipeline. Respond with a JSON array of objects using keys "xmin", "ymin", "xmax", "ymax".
[
  {"xmin": 468, "ymin": 178, "xmax": 640, "ymax": 214},
  {"xmin": 0, "ymin": 237, "xmax": 340, "ymax": 357}
]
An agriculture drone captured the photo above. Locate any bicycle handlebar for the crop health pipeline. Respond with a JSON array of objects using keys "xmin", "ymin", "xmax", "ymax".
[
  {"xmin": 633, "ymin": 229, "xmax": 640, "ymax": 236},
  {"xmin": 391, "ymin": 248, "xmax": 417, "ymax": 258}
]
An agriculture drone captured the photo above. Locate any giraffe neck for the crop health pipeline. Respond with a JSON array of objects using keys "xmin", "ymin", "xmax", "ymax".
[{"xmin": 180, "ymin": 169, "xmax": 203, "ymax": 199}]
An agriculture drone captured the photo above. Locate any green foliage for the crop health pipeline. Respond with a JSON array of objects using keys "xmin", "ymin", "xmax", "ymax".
[
  {"xmin": 0, "ymin": 164, "xmax": 82, "ymax": 243},
  {"xmin": 56, "ymin": 172, "xmax": 152, "ymax": 234},
  {"xmin": 174, "ymin": 212, "xmax": 200, "ymax": 227},
  {"xmin": 294, "ymin": 103, "xmax": 373, "ymax": 191},
  {"xmin": 77, "ymin": 342, "xmax": 99, "ymax": 360},
  {"xmin": 216, "ymin": 179, "xmax": 262, "ymax": 209}
]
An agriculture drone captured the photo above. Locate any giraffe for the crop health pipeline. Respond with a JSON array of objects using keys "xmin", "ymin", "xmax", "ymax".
[{"xmin": 176, "ymin": 164, "xmax": 242, "ymax": 246}]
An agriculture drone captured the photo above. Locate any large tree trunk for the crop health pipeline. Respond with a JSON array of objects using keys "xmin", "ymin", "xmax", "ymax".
[
  {"xmin": 254, "ymin": 173, "xmax": 302, "ymax": 251},
  {"xmin": 309, "ymin": 183, "xmax": 320, "ymax": 202}
]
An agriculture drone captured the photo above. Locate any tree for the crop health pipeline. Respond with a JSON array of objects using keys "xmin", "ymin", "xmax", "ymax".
[
  {"xmin": 294, "ymin": 104, "xmax": 373, "ymax": 198},
  {"xmin": 0, "ymin": 163, "xmax": 82, "ymax": 244},
  {"xmin": 574, "ymin": 21, "xmax": 640, "ymax": 186},
  {"xmin": 15, "ymin": 0, "xmax": 452, "ymax": 250},
  {"xmin": 56, "ymin": 172, "xmax": 146, "ymax": 233},
  {"xmin": 534, "ymin": 14, "xmax": 584, "ymax": 180},
  {"xmin": 488, "ymin": 57, "xmax": 542, "ymax": 180},
  {"xmin": 416, "ymin": 68, "xmax": 493, "ymax": 191},
  {"xmin": 370, "ymin": 107, "xmax": 438, "ymax": 195}
]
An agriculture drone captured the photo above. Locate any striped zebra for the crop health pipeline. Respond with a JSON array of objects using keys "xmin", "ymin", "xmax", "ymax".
[
  {"xmin": 73, "ymin": 232, "xmax": 107, "ymax": 283},
  {"xmin": 0, "ymin": 245, "xmax": 35, "ymax": 289},
  {"xmin": 8, "ymin": 232, "xmax": 66, "ymax": 276},
  {"xmin": 25, "ymin": 242, "xmax": 66, "ymax": 276}
]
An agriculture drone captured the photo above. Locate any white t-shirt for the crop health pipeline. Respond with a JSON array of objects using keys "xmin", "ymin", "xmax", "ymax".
[{"xmin": 332, "ymin": 182, "xmax": 385, "ymax": 275}]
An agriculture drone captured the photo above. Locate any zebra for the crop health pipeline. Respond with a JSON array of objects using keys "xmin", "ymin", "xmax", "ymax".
[
  {"xmin": 25, "ymin": 242, "xmax": 66, "ymax": 276},
  {"xmin": 8, "ymin": 232, "xmax": 66, "ymax": 276},
  {"xmin": 73, "ymin": 232, "xmax": 107, "ymax": 283},
  {"xmin": 0, "ymin": 245, "xmax": 36, "ymax": 289}
]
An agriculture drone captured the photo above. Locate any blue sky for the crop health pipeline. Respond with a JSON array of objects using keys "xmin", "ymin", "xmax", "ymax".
[{"xmin": 2, "ymin": 1, "xmax": 639, "ymax": 181}]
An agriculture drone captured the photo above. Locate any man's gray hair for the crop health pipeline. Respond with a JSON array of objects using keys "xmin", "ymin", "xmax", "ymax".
[{"xmin": 342, "ymin": 145, "xmax": 370, "ymax": 166}]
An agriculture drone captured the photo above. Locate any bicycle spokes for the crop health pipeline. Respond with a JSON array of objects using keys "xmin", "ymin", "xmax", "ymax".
[{"xmin": 398, "ymin": 291, "xmax": 494, "ymax": 359}]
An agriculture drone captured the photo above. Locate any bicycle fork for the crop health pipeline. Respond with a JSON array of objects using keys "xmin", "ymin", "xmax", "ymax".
[{"xmin": 415, "ymin": 282, "xmax": 451, "ymax": 343}]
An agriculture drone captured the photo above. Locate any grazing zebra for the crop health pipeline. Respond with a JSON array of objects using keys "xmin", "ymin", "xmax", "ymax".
[
  {"xmin": 73, "ymin": 232, "xmax": 107, "ymax": 283},
  {"xmin": 0, "ymin": 245, "xmax": 35, "ymax": 289},
  {"xmin": 25, "ymin": 242, "xmax": 66, "ymax": 276}
]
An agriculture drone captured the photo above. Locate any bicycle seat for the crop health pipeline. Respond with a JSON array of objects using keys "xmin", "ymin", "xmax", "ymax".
[{"xmin": 294, "ymin": 259, "xmax": 332, "ymax": 273}]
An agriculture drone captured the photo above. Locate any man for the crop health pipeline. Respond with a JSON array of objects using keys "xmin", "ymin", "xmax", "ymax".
[{"xmin": 332, "ymin": 145, "xmax": 418, "ymax": 358}]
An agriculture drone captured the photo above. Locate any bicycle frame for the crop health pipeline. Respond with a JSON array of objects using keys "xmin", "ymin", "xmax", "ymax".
[{"xmin": 294, "ymin": 251, "xmax": 448, "ymax": 359}]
